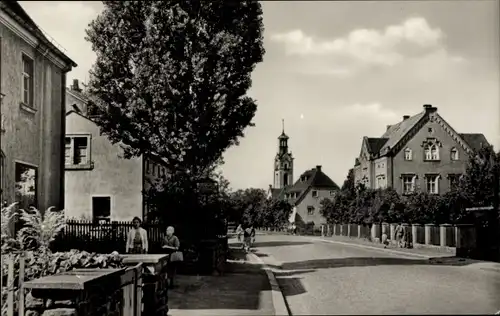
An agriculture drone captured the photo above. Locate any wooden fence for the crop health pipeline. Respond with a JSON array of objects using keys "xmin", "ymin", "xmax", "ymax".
[
  {"xmin": 2, "ymin": 253, "xmax": 25, "ymax": 316},
  {"xmin": 51, "ymin": 220, "xmax": 229, "ymax": 274},
  {"xmin": 52, "ymin": 220, "xmax": 168, "ymax": 254}
]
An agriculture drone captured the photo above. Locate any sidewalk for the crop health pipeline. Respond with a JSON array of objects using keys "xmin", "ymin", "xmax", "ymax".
[
  {"xmin": 313, "ymin": 235, "xmax": 454, "ymax": 258},
  {"xmin": 312, "ymin": 235, "xmax": 500, "ymax": 273},
  {"xmin": 168, "ymin": 247, "xmax": 277, "ymax": 316}
]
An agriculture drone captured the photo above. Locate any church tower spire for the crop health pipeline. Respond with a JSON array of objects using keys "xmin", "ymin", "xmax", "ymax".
[{"xmin": 274, "ymin": 119, "xmax": 294, "ymax": 189}]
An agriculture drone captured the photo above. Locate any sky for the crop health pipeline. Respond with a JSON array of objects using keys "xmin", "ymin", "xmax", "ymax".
[{"xmin": 19, "ymin": 1, "xmax": 500, "ymax": 191}]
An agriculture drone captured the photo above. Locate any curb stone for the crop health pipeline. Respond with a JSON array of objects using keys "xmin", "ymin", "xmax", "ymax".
[{"xmin": 246, "ymin": 252, "xmax": 291, "ymax": 316}]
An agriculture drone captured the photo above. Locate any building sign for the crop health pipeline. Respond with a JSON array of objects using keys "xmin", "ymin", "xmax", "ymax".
[{"xmin": 197, "ymin": 179, "xmax": 218, "ymax": 194}]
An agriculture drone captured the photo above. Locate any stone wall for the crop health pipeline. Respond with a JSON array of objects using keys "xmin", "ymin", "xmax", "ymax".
[
  {"xmin": 22, "ymin": 267, "xmax": 141, "ymax": 316},
  {"xmin": 121, "ymin": 254, "xmax": 170, "ymax": 316},
  {"xmin": 142, "ymin": 272, "xmax": 168, "ymax": 316},
  {"xmin": 25, "ymin": 286, "xmax": 123, "ymax": 316}
]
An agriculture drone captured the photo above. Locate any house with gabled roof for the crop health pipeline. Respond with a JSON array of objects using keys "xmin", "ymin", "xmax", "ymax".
[
  {"xmin": 267, "ymin": 122, "xmax": 339, "ymax": 228},
  {"xmin": 354, "ymin": 104, "xmax": 490, "ymax": 196},
  {"xmin": 0, "ymin": 1, "xmax": 77, "ymax": 210},
  {"xmin": 64, "ymin": 90, "xmax": 168, "ymax": 222}
]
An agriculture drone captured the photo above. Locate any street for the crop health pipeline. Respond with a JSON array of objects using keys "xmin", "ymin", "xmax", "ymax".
[{"xmin": 250, "ymin": 234, "xmax": 500, "ymax": 315}]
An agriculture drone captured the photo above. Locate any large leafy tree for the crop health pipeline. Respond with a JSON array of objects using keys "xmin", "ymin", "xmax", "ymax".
[
  {"xmin": 458, "ymin": 145, "xmax": 499, "ymax": 208},
  {"xmin": 261, "ymin": 199, "xmax": 293, "ymax": 229},
  {"xmin": 85, "ymin": 1, "xmax": 265, "ymax": 174},
  {"xmin": 227, "ymin": 188, "xmax": 266, "ymax": 225}
]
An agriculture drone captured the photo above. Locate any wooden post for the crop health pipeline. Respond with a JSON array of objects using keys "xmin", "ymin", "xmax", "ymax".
[
  {"xmin": 7, "ymin": 254, "xmax": 14, "ymax": 316},
  {"xmin": 19, "ymin": 253, "xmax": 25, "ymax": 316}
]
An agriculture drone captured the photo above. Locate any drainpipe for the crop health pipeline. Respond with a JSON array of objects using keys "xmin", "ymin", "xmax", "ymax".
[
  {"xmin": 60, "ymin": 72, "xmax": 67, "ymax": 211},
  {"xmin": 0, "ymin": 93, "xmax": 4, "ymax": 203}
]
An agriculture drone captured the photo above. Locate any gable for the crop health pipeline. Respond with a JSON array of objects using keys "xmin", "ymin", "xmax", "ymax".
[
  {"xmin": 391, "ymin": 112, "xmax": 476, "ymax": 158},
  {"xmin": 394, "ymin": 114, "xmax": 470, "ymax": 160},
  {"xmin": 358, "ymin": 138, "xmax": 370, "ymax": 160},
  {"xmin": 66, "ymin": 111, "xmax": 101, "ymax": 136}
]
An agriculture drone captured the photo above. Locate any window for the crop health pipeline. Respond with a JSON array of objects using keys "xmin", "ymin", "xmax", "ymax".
[
  {"xmin": 425, "ymin": 175, "xmax": 439, "ymax": 194},
  {"xmin": 146, "ymin": 160, "xmax": 150, "ymax": 174},
  {"xmin": 329, "ymin": 191, "xmax": 336, "ymax": 196},
  {"xmin": 448, "ymin": 174, "xmax": 461, "ymax": 190},
  {"xmin": 402, "ymin": 174, "xmax": 415, "ymax": 194},
  {"xmin": 311, "ymin": 190, "xmax": 318, "ymax": 198},
  {"xmin": 284, "ymin": 163, "xmax": 288, "ymax": 169},
  {"xmin": 65, "ymin": 136, "xmax": 91, "ymax": 167},
  {"xmin": 404, "ymin": 148, "xmax": 412, "ymax": 161},
  {"xmin": 64, "ymin": 138, "xmax": 72, "ymax": 165},
  {"xmin": 283, "ymin": 172, "xmax": 289, "ymax": 186},
  {"xmin": 428, "ymin": 127, "xmax": 433, "ymax": 133},
  {"xmin": 307, "ymin": 206, "xmax": 315, "ymax": 215},
  {"xmin": 22, "ymin": 54, "xmax": 34, "ymax": 106},
  {"xmin": 424, "ymin": 144, "xmax": 439, "ymax": 161},
  {"xmin": 450, "ymin": 148, "xmax": 459, "ymax": 161},
  {"xmin": 92, "ymin": 196, "xmax": 111, "ymax": 221},
  {"xmin": 15, "ymin": 163, "xmax": 37, "ymax": 209}
]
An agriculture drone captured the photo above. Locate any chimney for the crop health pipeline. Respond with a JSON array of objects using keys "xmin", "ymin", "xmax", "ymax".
[
  {"xmin": 403, "ymin": 115, "xmax": 410, "ymax": 120},
  {"xmin": 386, "ymin": 125, "xmax": 392, "ymax": 131},
  {"xmin": 71, "ymin": 79, "xmax": 82, "ymax": 93},
  {"xmin": 423, "ymin": 104, "xmax": 437, "ymax": 113},
  {"xmin": 316, "ymin": 165, "xmax": 322, "ymax": 172}
]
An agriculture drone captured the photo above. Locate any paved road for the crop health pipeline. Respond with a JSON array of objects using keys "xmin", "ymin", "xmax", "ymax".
[{"xmin": 249, "ymin": 234, "xmax": 500, "ymax": 315}]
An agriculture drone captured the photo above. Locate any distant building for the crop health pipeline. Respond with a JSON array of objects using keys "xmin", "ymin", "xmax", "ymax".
[
  {"xmin": 267, "ymin": 122, "xmax": 339, "ymax": 228},
  {"xmin": 64, "ymin": 88, "xmax": 167, "ymax": 222},
  {"xmin": 353, "ymin": 104, "xmax": 490, "ymax": 195},
  {"xmin": 0, "ymin": 1, "xmax": 77, "ymax": 210}
]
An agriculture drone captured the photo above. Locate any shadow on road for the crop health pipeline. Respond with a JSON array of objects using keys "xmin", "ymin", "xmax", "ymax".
[
  {"xmin": 274, "ymin": 269, "xmax": 316, "ymax": 277},
  {"xmin": 268, "ymin": 256, "xmax": 479, "ymax": 273},
  {"xmin": 276, "ymin": 277, "xmax": 307, "ymax": 296},
  {"xmin": 253, "ymin": 251, "xmax": 269, "ymax": 258},
  {"xmin": 251, "ymin": 241, "xmax": 312, "ymax": 248}
]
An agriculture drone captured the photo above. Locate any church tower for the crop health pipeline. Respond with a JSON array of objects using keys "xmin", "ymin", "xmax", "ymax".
[{"xmin": 273, "ymin": 119, "xmax": 294, "ymax": 188}]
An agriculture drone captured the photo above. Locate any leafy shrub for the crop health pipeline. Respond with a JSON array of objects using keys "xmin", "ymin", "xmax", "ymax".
[{"xmin": 1, "ymin": 203, "xmax": 125, "ymax": 315}]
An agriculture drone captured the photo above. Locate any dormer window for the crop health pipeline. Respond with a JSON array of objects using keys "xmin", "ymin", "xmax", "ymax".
[
  {"xmin": 450, "ymin": 148, "xmax": 459, "ymax": 161},
  {"xmin": 404, "ymin": 148, "xmax": 412, "ymax": 161}
]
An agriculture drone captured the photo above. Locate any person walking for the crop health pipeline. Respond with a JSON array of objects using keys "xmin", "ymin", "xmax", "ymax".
[
  {"xmin": 126, "ymin": 217, "xmax": 148, "ymax": 254},
  {"xmin": 250, "ymin": 225, "xmax": 256, "ymax": 247},
  {"xmin": 242, "ymin": 225, "xmax": 252, "ymax": 253},
  {"xmin": 403, "ymin": 224, "xmax": 413, "ymax": 248},
  {"xmin": 381, "ymin": 232, "xmax": 390, "ymax": 248},
  {"xmin": 235, "ymin": 223, "xmax": 243, "ymax": 243},
  {"xmin": 162, "ymin": 226, "xmax": 182, "ymax": 289},
  {"xmin": 395, "ymin": 223, "xmax": 404, "ymax": 248}
]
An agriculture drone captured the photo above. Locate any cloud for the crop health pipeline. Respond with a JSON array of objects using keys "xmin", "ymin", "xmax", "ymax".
[
  {"xmin": 271, "ymin": 17, "xmax": 463, "ymax": 76},
  {"xmin": 340, "ymin": 103, "xmax": 399, "ymax": 120}
]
